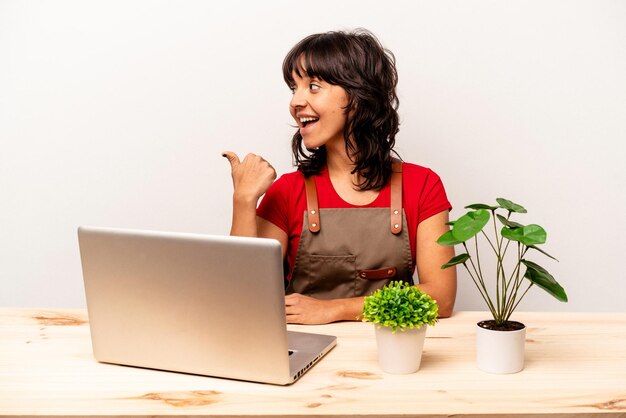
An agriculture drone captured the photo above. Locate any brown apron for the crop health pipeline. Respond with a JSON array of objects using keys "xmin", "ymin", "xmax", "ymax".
[{"xmin": 286, "ymin": 162, "xmax": 413, "ymax": 299}]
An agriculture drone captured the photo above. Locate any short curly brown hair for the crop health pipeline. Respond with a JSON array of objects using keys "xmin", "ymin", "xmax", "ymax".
[{"xmin": 282, "ymin": 29, "xmax": 400, "ymax": 190}]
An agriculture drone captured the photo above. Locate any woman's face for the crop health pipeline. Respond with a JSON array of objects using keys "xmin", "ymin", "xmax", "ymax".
[{"xmin": 289, "ymin": 69, "xmax": 349, "ymax": 151}]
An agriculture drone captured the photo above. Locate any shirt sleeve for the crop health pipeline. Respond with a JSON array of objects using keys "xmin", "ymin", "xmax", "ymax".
[
  {"xmin": 417, "ymin": 169, "xmax": 452, "ymax": 224},
  {"xmin": 256, "ymin": 174, "xmax": 290, "ymax": 234}
]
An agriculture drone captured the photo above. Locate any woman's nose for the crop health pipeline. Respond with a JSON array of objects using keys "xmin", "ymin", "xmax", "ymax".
[{"xmin": 290, "ymin": 89, "xmax": 306, "ymax": 109}]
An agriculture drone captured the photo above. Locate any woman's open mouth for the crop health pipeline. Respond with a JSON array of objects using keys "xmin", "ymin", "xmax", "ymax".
[{"xmin": 300, "ymin": 116, "xmax": 319, "ymax": 129}]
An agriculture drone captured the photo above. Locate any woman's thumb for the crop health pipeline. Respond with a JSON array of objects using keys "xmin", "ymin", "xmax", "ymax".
[{"xmin": 221, "ymin": 151, "xmax": 240, "ymax": 169}]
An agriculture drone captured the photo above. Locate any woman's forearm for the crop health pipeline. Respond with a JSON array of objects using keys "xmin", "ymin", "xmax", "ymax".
[
  {"xmin": 332, "ymin": 296, "xmax": 366, "ymax": 322},
  {"xmin": 229, "ymin": 194, "xmax": 259, "ymax": 237},
  {"xmin": 331, "ymin": 282, "xmax": 454, "ymax": 322},
  {"xmin": 416, "ymin": 281, "xmax": 455, "ymax": 318}
]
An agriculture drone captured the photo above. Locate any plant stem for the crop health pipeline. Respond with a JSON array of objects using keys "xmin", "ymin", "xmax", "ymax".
[
  {"xmin": 506, "ymin": 283, "xmax": 534, "ymax": 321},
  {"xmin": 504, "ymin": 243, "xmax": 521, "ymax": 300},
  {"xmin": 481, "ymin": 230, "xmax": 497, "ymax": 253},
  {"xmin": 505, "ymin": 245, "xmax": 532, "ymax": 320},
  {"xmin": 501, "ymin": 239, "xmax": 512, "ymax": 298},
  {"xmin": 507, "ymin": 247, "xmax": 532, "ymax": 317},
  {"xmin": 521, "ymin": 246, "xmax": 529, "ymax": 258},
  {"xmin": 462, "ymin": 243, "xmax": 482, "ymax": 284},
  {"xmin": 474, "ymin": 235, "xmax": 490, "ymax": 316},
  {"xmin": 499, "ymin": 212, "xmax": 517, "ymax": 319},
  {"xmin": 474, "ymin": 235, "xmax": 484, "ymax": 282},
  {"xmin": 462, "ymin": 242, "xmax": 493, "ymax": 313},
  {"xmin": 493, "ymin": 210, "xmax": 506, "ymax": 322},
  {"xmin": 462, "ymin": 263, "xmax": 497, "ymax": 318},
  {"xmin": 503, "ymin": 243, "xmax": 523, "ymax": 318}
]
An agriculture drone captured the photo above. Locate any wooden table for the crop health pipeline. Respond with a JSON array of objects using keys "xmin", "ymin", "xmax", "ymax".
[{"xmin": 1, "ymin": 309, "xmax": 625, "ymax": 417}]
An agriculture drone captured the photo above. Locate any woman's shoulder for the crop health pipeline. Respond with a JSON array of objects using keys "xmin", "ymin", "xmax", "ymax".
[
  {"xmin": 401, "ymin": 161, "xmax": 441, "ymax": 181},
  {"xmin": 276, "ymin": 169, "xmax": 305, "ymax": 184},
  {"xmin": 400, "ymin": 161, "xmax": 451, "ymax": 216},
  {"xmin": 258, "ymin": 169, "xmax": 306, "ymax": 219},
  {"xmin": 269, "ymin": 169, "xmax": 306, "ymax": 194}
]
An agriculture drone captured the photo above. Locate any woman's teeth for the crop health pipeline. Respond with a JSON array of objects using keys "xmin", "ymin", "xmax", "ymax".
[{"xmin": 300, "ymin": 117, "xmax": 319, "ymax": 127}]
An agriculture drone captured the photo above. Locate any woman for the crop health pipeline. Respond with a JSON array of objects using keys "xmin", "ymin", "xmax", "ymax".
[{"xmin": 223, "ymin": 29, "xmax": 456, "ymax": 324}]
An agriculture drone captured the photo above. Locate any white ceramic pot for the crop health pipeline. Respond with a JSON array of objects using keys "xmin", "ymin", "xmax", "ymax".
[
  {"xmin": 476, "ymin": 321, "xmax": 526, "ymax": 374},
  {"xmin": 374, "ymin": 325, "xmax": 427, "ymax": 374}
]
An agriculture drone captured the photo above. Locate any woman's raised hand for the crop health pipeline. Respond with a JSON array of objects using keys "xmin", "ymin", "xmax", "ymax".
[{"xmin": 222, "ymin": 151, "xmax": 277, "ymax": 204}]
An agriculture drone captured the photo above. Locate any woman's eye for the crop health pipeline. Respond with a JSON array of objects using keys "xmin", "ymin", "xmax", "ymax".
[{"xmin": 310, "ymin": 83, "xmax": 321, "ymax": 91}]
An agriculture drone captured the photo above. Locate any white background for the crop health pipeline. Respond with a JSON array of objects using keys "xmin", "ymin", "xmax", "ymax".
[{"xmin": 1, "ymin": 0, "xmax": 625, "ymax": 312}]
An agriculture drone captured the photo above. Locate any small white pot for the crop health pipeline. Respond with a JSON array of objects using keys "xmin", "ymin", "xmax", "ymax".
[
  {"xmin": 476, "ymin": 321, "xmax": 526, "ymax": 374},
  {"xmin": 374, "ymin": 325, "xmax": 427, "ymax": 374}
]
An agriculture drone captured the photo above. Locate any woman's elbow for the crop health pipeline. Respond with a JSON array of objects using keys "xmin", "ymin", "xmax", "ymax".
[
  {"xmin": 438, "ymin": 306, "xmax": 454, "ymax": 318},
  {"xmin": 437, "ymin": 295, "xmax": 456, "ymax": 318}
]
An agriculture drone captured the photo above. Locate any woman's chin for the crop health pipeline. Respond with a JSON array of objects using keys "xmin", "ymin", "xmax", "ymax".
[{"xmin": 302, "ymin": 137, "xmax": 322, "ymax": 150}]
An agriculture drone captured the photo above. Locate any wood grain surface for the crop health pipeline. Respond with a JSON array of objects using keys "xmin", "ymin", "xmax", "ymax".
[{"xmin": 1, "ymin": 309, "xmax": 624, "ymax": 417}]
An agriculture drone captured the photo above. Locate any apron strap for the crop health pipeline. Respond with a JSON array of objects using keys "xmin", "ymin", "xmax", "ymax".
[
  {"xmin": 303, "ymin": 161, "xmax": 403, "ymax": 234},
  {"xmin": 390, "ymin": 161, "xmax": 403, "ymax": 235},
  {"xmin": 304, "ymin": 176, "xmax": 321, "ymax": 233}
]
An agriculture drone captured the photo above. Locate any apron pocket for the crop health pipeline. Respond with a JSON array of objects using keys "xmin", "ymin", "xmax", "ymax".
[{"xmin": 304, "ymin": 254, "xmax": 357, "ymax": 300}]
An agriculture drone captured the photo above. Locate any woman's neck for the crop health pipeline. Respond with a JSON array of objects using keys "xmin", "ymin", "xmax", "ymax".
[
  {"xmin": 325, "ymin": 145, "xmax": 380, "ymax": 205},
  {"xmin": 326, "ymin": 143, "xmax": 359, "ymax": 184}
]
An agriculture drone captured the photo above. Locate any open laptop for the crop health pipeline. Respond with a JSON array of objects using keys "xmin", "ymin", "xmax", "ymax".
[{"xmin": 77, "ymin": 226, "xmax": 336, "ymax": 385}]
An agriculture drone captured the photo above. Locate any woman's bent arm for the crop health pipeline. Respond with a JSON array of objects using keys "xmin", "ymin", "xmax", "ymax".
[
  {"xmin": 415, "ymin": 210, "xmax": 457, "ymax": 317},
  {"xmin": 223, "ymin": 151, "xmax": 276, "ymax": 238}
]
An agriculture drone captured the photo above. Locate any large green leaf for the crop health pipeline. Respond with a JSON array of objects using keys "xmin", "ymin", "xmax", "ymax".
[
  {"xmin": 496, "ymin": 214, "xmax": 524, "ymax": 229},
  {"xmin": 465, "ymin": 203, "xmax": 498, "ymax": 210},
  {"xmin": 451, "ymin": 210, "xmax": 490, "ymax": 242},
  {"xmin": 497, "ymin": 198, "xmax": 527, "ymax": 213},
  {"xmin": 437, "ymin": 230, "xmax": 463, "ymax": 246},
  {"xmin": 441, "ymin": 253, "xmax": 470, "ymax": 269},
  {"xmin": 522, "ymin": 260, "xmax": 568, "ymax": 302},
  {"xmin": 501, "ymin": 224, "xmax": 547, "ymax": 246}
]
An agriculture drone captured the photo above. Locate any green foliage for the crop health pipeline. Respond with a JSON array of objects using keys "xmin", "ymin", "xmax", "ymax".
[
  {"xmin": 451, "ymin": 209, "xmax": 490, "ymax": 242},
  {"xmin": 441, "ymin": 253, "xmax": 470, "ymax": 268},
  {"xmin": 501, "ymin": 224, "xmax": 546, "ymax": 246},
  {"xmin": 361, "ymin": 281, "xmax": 438, "ymax": 333},
  {"xmin": 522, "ymin": 260, "xmax": 567, "ymax": 302},
  {"xmin": 437, "ymin": 198, "xmax": 568, "ymax": 325}
]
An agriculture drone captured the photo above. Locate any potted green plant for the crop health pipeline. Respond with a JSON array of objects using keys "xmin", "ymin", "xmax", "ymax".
[
  {"xmin": 437, "ymin": 198, "xmax": 567, "ymax": 374},
  {"xmin": 361, "ymin": 281, "xmax": 438, "ymax": 374}
]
